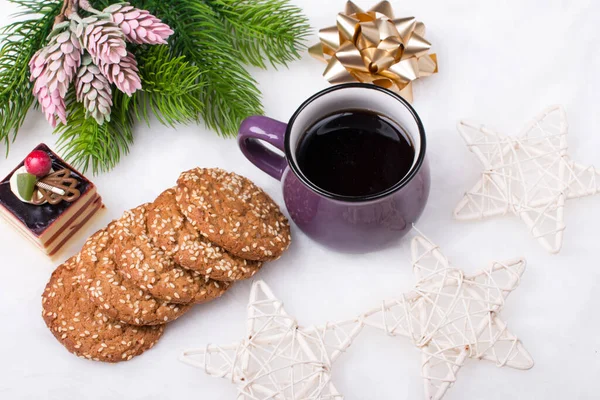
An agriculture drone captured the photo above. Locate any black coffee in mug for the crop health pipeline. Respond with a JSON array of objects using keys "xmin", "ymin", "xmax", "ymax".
[{"xmin": 296, "ymin": 110, "xmax": 415, "ymax": 197}]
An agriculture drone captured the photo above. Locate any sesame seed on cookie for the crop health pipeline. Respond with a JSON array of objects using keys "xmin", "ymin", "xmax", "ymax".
[
  {"xmin": 148, "ymin": 188, "xmax": 263, "ymax": 281},
  {"xmin": 175, "ymin": 168, "xmax": 292, "ymax": 261},
  {"xmin": 42, "ymin": 256, "xmax": 164, "ymax": 362},
  {"xmin": 111, "ymin": 204, "xmax": 230, "ymax": 303},
  {"xmin": 77, "ymin": 227, "xmax": 191, "ymax": 326}
]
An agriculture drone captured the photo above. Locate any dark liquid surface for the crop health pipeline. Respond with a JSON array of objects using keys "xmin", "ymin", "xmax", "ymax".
[{"xmin": 296, "ymin": 110, "xmax": 415, "ymax": 197}]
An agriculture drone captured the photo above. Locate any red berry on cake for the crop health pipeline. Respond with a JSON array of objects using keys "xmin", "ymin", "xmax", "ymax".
[
  {"xmin": 25, "ymin": 150, "xmax": 52, "ymax": 177},
  {"xmin": 1, "ymin": 144, "xmax": 103, "ymax": 256}
]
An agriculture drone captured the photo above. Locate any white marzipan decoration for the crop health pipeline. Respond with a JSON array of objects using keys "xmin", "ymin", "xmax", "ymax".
[
  {"xmin": 454, "ymin": 105, "xmax": 600, "ymax": 253},
  {"xmin": 181, "ymin": 235, "xmax": 533, "ymax": 400},
  {"xmin": 9, "ymin": 166, "xmax": 46, "ymax": 205}
]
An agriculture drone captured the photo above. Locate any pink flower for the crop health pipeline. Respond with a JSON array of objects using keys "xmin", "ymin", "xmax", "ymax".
[
  {"xmin": 76, "ymin": 55, "xmax": 113, "ymax": 124},
  {"xmin": 29, "ymin": 48, "xmax": 47, "ymax": 80},
  {"xmin": 33, "ymin": 79, "xmax": 66, "ymax": 128},
  {"xmin": 82, "ymin": 18, "xmax": 127, "ymax": 65},
  {"xmin": 99, "ymin": 51, "xmax": 142, "ymax": 96},
  {"xmin": 29, "ymin": 25, "xmax": 82, "ymax": 127},
  {"xmin": 105, "ymin": 3, "xmax": 173, "ymax": 45}
]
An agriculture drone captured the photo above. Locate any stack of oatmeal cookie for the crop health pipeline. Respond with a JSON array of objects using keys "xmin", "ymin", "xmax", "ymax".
[{"xmin": 41, "ymin": 168, "xmax": 291, "ymax": 362}]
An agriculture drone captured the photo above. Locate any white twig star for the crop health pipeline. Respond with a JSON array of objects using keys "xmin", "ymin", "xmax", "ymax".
[
  {"xmin": 361, "ymin": 235, "xmax": 534, "ymax": 400},
  {"xmin": 454, "ymin": 105, "xmax": 600, "ymax": 253},
  {"xmin": 181, "ymin": 281, "xmax": 362, "ymax": 399},
  {"xmin": 181, "ymin": 235, "xmax": 533, "ymax": 400}
]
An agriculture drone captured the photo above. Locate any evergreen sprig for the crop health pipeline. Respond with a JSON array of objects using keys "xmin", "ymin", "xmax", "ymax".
[
  {"xmin": 206, "ymin": 0, "xmax": 311, "ymax": 69},
  {"xmin": 134, "ymin": 46, "xmax": 204, "ymax": 127},
  {"xmin": 1, "ymin": 0, "xmax": 311, "ymax": 173},
  {"xmin": 139, "ymin": 0, "xmax": 264, "ymax": 136},
  {"xmin": 0, "ymin": 0, "xmax": 62, "ymax": 151},
  {"xmin": 55, "ymin": 90, "xmax": 134, "ymax": 174}
]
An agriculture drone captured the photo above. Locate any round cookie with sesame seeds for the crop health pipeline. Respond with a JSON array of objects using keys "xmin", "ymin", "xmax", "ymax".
[
  {"xmin": 114, "ymin": 235, "xmax": 229, "ymax": 304},
  {"xmin": 175, "ymin": 168, "xmax": 292, "ymax": 261},
  {"xmin": 42, "ymin": 256, "xmax": 164, "ymax": 363},
  {"xmin": 77, "ymin": 226, "xmax": 191, "ymax": 326},
  {"xmin": 147, "ymin": 188, "xmax": 263, "ymax": 281},
  {"xmin": 110, "ymin": 204, "xmax": 230, "ymax": 304}
]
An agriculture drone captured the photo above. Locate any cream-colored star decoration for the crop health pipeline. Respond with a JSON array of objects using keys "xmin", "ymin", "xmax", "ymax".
[
  {"xmin": 180, "ymin": 281, "xmax": 362, "ymax": 399},
  {"xmin": 362, "ymin": 235, "xmax": 534, "ymax": 400},
  {"xmin": 454, "ymin": 105, "xmax": 600, "ymax": 253},
  {"xmin": 181, "ymin": 236, "xmax": 533, "ymax": 400}
]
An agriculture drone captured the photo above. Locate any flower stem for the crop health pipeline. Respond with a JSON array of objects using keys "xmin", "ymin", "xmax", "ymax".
[
  {"xmin": 55, "ymin": 0, "xmax": 106, "ymax": 25},
  {"xmin": 78, "ymin": 0, "xmax": 104, "ymax": 15},
  {"xmin": 54, "ymin": 0, "xmax": 76, "ymax": 24}
]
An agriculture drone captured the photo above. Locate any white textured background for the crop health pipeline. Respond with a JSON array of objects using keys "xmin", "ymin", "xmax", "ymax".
[{"xmin": 0, "ymin": 0, "xmax": 599, "ymax": 399}]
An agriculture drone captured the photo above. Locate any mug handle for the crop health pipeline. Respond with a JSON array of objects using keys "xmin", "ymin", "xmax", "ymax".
[{"xmin": 238, "ymin": 116, "xmax": 288, "ymax": 181}]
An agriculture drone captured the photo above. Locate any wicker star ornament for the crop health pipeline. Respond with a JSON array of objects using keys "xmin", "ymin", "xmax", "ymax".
[
  {"xmin": 454, "ymin": 105, "xmax": 600, "ymax": 253},
  {"xmin": 362, "ymin": 235, "xmax": 533, "ymax": 400},
  {"xmin": 181, "ymin": 236, "xmax": 532, "ymax": 400},
  {"xmin": 181, "ymin": 281, "xmax": 362, "ymax": 399}
]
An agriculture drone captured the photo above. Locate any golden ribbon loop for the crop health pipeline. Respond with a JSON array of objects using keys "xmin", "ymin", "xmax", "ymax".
[{"xmin": 309, "ymin": 1, "xmax": 438, "ymax": 102}]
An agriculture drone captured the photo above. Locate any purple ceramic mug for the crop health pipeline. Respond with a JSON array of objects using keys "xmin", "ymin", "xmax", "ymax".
[{"xmin": 238, "ymin": 83, "xmax": 430, "ymax": 253}]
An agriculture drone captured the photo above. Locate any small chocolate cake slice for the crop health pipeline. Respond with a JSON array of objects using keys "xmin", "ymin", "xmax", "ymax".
[{"xmin": 0, "ymin": 144, "xmax": 103, "ymax": 256}]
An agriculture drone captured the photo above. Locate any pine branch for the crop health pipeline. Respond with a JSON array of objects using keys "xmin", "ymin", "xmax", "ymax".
[
  {"xmin": 134, "ymin": 46, "xmax": 204, "ymax": 127},
  {"xmin": 54, "ymin": 89, "xmax": 135, "ymax": 174},
  {"xmin": 0, "ymin": 0, "xmax": 62, "ymax": 151},
  {"xmin": 132, "ymin": 0, "xmax": 264, "ymax": 136},
  {"xmin": 205, "ymin": 0, "xmax": 311, "ymax": 69},
  {"xmin": 0, "ymin": 0, "xmax": 311, "ymax": 171}
]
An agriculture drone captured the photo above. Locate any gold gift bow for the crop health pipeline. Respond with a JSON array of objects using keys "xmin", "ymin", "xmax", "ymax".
[{"xmin": 309, "ymin": 0, "xmax": 438, "ymax": 103}]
